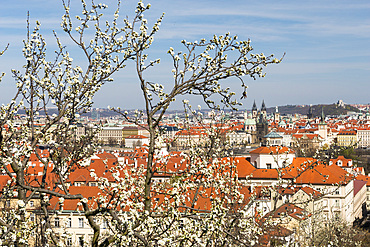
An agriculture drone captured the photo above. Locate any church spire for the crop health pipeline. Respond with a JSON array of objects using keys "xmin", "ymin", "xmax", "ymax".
[
  {"xmin": 252, "ymin": 100, "xmax": 257, "ymax": 111},
  {"xmin": 252, "ymin": 100, "xmax": 258, "ymax": 118},
  {"xmin": 320, "ymin": 107, "xmax": 325, "ymax": 124},
  {"xmin": 261, "ymin": 100, "xmax": 267, "ymax": 117},
  {"xmin": 307, "ymin": 104, "xmax": 313, "ymax": 119},
  {"xmin": 261, "ymin": 100, "xmax": 266, "ymax": 112}
]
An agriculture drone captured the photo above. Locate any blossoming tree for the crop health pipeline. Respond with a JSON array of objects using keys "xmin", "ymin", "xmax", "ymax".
[{"xmin": 0, "ymin": 0, "xmax": 284, "ymax": 246}]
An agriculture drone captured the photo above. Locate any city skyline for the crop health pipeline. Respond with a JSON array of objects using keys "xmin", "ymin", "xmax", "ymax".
[{"xmin": 0, "ymin": 0, "xmax": 369, "ymax": 109}]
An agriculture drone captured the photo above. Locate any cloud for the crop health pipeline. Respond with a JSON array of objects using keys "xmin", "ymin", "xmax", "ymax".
[{"xmin": 155, "ymin": 0, "xmax": 370, "ymax": 40}]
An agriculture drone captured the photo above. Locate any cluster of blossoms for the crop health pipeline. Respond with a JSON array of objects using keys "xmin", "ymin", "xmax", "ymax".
[{"xmin": 0, "ymin": 0, "xmax": 287, "ymax": 246}]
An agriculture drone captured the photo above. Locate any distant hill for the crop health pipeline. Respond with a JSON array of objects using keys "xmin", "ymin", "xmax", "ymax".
[
  {"xmin": 16, "ymin": 103, "xmax": 360, "ymax": 119},
  {"xmin": 266, "ymin": 104, "xmax": 360, "ymax": 117}
]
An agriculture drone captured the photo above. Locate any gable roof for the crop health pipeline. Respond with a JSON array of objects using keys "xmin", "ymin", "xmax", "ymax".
[
  {"xmin": 300, "ymin": 186, "xmax": 322, "ymax": 198},
  {"xmin": 356, "ymin": 174, "xmax": 370, "ymax": 186},
  {"xmin": 265, "ymin": 203, "xmax": 310, "ymax": 221},
  {"xmin": 283, "ymin": 158, "xmax": 353, "ymax": 185}
]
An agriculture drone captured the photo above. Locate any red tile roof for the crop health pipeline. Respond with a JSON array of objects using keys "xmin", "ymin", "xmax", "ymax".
[
  {"xmin": 330, "ymin": 156, "xmax": 352, "ymax": 167},
  {"xmin": 356, "ymin": 174, "xmax": 370, "ymax": 186},
  {"xmin": 126, "ymin": 135, "xmax": 149, "ymax": 139},
  {"xmin": 283, "ymin": 158, "xmax": 353, "ymax": 185},
  {"xmin": 250, "ymin": 146, "xmax": 295, "ymax": 155},
  {"xmin": 300, "ymin": 186, "xmax": 322, "ymax": 198}
]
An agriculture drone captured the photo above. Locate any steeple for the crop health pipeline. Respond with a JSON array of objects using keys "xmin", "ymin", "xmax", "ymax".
[
  {"xmin": 252, "ymin": 100, "xmax": 257, "ymax": 111},
  {"xmin": 261, "ymin": 100, "xmax": 266, "ymax": 112},
  {"xmin": 261, "ymin": 100, "xmax": 267, "ymax": 117},
  {"xmin": 252, "ymin": 100, "xmax": 258, "ymax": 118},
  {"xmin": 318, "ymin": 107, "xmax": 328, "ymax": 140},
  {"xmin": 320, "ymin": 107, "xmax": 325, "ymax": 124},
  {"xmin": 307, "ymin": 104, "xmax": 313, "ymax": 119}
]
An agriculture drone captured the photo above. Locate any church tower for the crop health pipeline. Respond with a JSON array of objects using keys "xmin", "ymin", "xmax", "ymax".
[
  {"xmin": 318, "ymin": 108, "xmax": 328, "ymax": 140},
  {"xmin": 307, "ymin": 105, "xmax": 313, "ymax": 119},
  {"xmin": 274, "ymin": 106, "xmax": 280, "ymax": 123},
  {"xmin": 252, "ymin": 100, "xmax": 258, "ymax": 118},
  {"xmin": 256, "ymin": 100, "xmax": 268, "ymax": 145},
  {"xmin": 261, "ymin": 100, "xmax": 267, "ymax": 118}
]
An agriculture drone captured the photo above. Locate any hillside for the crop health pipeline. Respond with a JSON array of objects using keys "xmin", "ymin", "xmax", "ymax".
[{"xmin": 266, "ymin": 104, "xmax": 360, "ymax": 117}]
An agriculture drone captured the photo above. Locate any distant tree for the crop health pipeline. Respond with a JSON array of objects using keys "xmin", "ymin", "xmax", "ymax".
[{"xmin": 297, "ymin": 216, "xmax": 370, "ymax": 247}]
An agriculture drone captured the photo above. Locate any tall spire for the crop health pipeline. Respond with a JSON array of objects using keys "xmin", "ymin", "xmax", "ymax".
[
  {"xmin": 252, "ymin": 100, "xmax": 257, "ymax": 111},
  {"xmin": 307, "ymin": 104, "xmax": 313, "ymax": 119},
  {"xmin": 252, "ymin": 100, "xmax": 258, "ymax": 119},
  {"xmin": 261, "ymin": 100, "xmax": 266, "ymax": 111},
  {"xmin": 320, "ymin": 107, "xmax": 325, "ymax": 123}
]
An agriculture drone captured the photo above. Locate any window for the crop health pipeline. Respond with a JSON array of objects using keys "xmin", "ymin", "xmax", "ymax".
[
  {"xmin": 266, "ymin": 163, "xmax": 272, "ymax": 169},
  {"xmin": 54, "ymin": 217, "xmax": 60, "ymax": 228},
  {"xmin": 335, "ymin": 189, "xmax": 340, "ymax": 195},
  {"xmin": 66, "ymin": 218, "xmax": 72, "ymax": 228},
  {"xmin": 335, "ymin": 199, "xmax": 340, "ymax": 207},
  {"xmin": 30, "ymin": 213, "xmax": 35, "ymax": 222},
  {"xmin": 78, "ymin": 236, "xmax": 84, "ymax": 247},
  {"xmin": 79, "ymin": 218, "xmax": 84, "ymax": 228},
  {"xmin": 29, "ymin": 200, "xmax": 34, "ymax": 207},
  {"xmin": 66, "ymin": 237, "xmax": 72, "ymax": 246},
  {"xmin": 101, "ymin": 219, "xmax": 107, "ymax": 229}
]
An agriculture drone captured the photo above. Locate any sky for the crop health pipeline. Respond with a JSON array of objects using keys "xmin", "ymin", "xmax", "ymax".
[{"xmin": 0, "ymin": 0, "xmax": 369, "ymax": 110}]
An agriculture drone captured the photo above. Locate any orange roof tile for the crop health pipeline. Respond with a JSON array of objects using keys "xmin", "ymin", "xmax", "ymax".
[
  {"xmin": 284, "ymin": 158, "xmax": 353, "ymax": 185},
  {"xmin": 356, "ymin": 174, "xmax": 370, "ymax": 186},
  {"xmin": 250, "ymin": 146, "xmax": 295, "ymax": 155}
]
